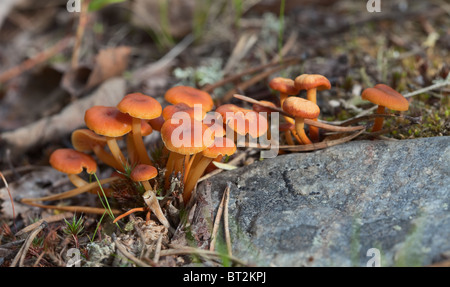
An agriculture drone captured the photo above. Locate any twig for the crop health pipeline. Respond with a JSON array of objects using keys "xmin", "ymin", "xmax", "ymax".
[
  {"xmin": 153, "ymin": 234, "xmax": 163, "ymax": 263},
  {"xmin": 0, "ymin": 36, "xmax": 72, "ymax": 84},
  {"xmin": 198, "ymin": 151, "xmax": 248, "ymax": 183},
  {"xmin": 22, "ymin": 201, "xmax": 121, "ymax": 215},
  {"xmin": 202, "ymin": 57, "xmax": 300, "ymax": 93},
  {"xmin": 233, "ymin": 94, "xmax": 365, "ymax": 132},
  {"xmin": 71, "ymin": 0, "xmax": 90, "ymax": 69},
  {"xmin": 10, "ymin": 221, "xmax": 47, "ymax": 267},
  {"xmin": 114, "ymin": 239, "xmax": 151, "ymax": 267},
  {"xmin": 210, "ymin": 186, "xmax": 227, "ymax": 252},
  {"xmin": 220, "ymin": 63, "xmax": 297, "ymax": 103},
  {"xmin": 15, "ymin": 212, "xmax": 73, "ymax": 237},
  {"xmin": 162, "ymin": 245, "xmax": 247, "ymax": 266},
  {"xmin": 223, "ymin": 182, "xmax": 232, "ymax": 257},
  {"xmin": 0, "ymin": 171, "xmax": 15, "ymax": 227},
  {"xmin": 132, "ymin": 34, "xmax": 194, "ymax": 83}
]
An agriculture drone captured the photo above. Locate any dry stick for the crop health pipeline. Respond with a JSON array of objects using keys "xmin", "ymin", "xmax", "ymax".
[
  {"xmin": 234, "ymin": 94, "xmax": 365, "ymax": 132},
  {"xmin": 202, "ymin": 57, "xmax": 300, "ymax": 93},
  {"xmin": 223, "ymin": 182, "xmax": 232, "ymax": 257},
  {"xmin": 153, "ymin": 234, "xmax": 163, "ymax": 263},
  {"xmin": 21, "ymin": 176, "xmax": 119, "ymax": 202},
  {"xmin": 339, "ymin": 113, "xmax": 421, "ymax": 127},
  {"xmin": 71, "ymin": 0, "xmax": 90, "ymax": 69},
  {"xmin": 114, "ymin": 239, "xmax": 151, "ymax": 267},
  {"xmin": 210, "ymin": 186, "xmax": 227, "ymax": 252},
  {"xmin": 23, "ymin": 201, "xmax": 121, "ymax": 215},
  {"xmin": 343, "ymin": 79, "xmax": 450, "ymax": 122},
  {"xmin": 10, "ymin": 221, "xmax": 47, "ymax": 267},
  {"xmin": 198, "ymin": 150, "xmax": 248, "ymax": 183},
  {"xmin": 245, "ymin": 129, "xmax": 365, "ymax": 152},
  {"xmin": 15, "ymin": 212, "xmax": 73, "ymax": 237},
  {"xmin": 163, "ymin": 245, "xmax": 247, "ymax": 266},
  {"xmin": 221, "ymin": 63, "xmax": 297, "ymax": 104},
  {"xmin": 0, "ymin": 36, "xmax": 72, "ymax": 83},
  {"xmin": 0, "ymin": 171, "xmax": 15, "ymax": 227}
]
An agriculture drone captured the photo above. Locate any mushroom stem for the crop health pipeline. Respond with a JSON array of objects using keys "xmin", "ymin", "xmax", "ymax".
[
  {"xmin": 142, "ymin": 189, "xmax": 170, "ymax": 229},
  {"xmin": 92, "ymin": 145, "xmax": 122, "ymax": 170},
  {"xmin": 280, "ymin": 93, "xmax": 288, "ymax": 107},
  {"xmin": 106, "ymin": 138, "xmax": 127, "ymax": 171},
  {"xmin": 183, "ymin": 156, "xmax": 212, "ymax": 203},
  {"xmin": 113, "ymin": 207, "xmax": 146, "ymax": 223},
  {"xmin": 132, "ymin": 118, "xmax": 152, "ymax": 165},
  {"xmin": 306, "ymin": 88, "xmax": 319, "ymax": 142},
  {"xmin": 126, "ymin": 134, "xmax": 138, "ymax": 164},
  {"xmin": 67, "ymin": 174, "xmax": 88, "ymax": 188},
  {"xmin": 164, "ymin": 152, "xmax": 185, "ymax": 189},
  {"xmin": 285, "ymin": 130, "xmax": 295, "ymax": 145},
  {"xmin": 372, "ymin": 105, "xmax": 386, "ymax": 132},
  {"xmin": 294, "ymin": 117, "xmax": 312, "ymax": 145},
  {"xmin": 21, "ymin": 177, "xmax": 119, "ymax": 202}
]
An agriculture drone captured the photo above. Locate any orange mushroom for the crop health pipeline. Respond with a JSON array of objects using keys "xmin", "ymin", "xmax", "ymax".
[
  {"xmin": 84, "ymin": 106, "xmax": 132, "ymax": 171},
  {"xmin": 71, "ymin": 129, "xmax": 122, "ymax": 170},
  {"xmin": 294, "ymin": 74, "xmax": 331, "ymax": 141},
  {"xmin": 117, "ymin": 93, "xmax": 162, "ymax": 165},
  {"xmin": 49, "ymin": 148, "xmax": 97, "ymax": 188},
  {"xmin": 361, "ymin": 84, "xmax": 409, "ymax": 132},
  {"xmin": 183, "ymin": 137, "xmax": 236, "ymax": 203},
  {"xmin": 160, "ymin": 117, "xmax": 214, "ymax": 189},
  {"xmin": 283, "ymin": 97, "xmax": 320, "ymax": 145},
  {"xmin": 215, "ymin": 104, "xmax": 268, "ymax": 142},
  {"xmin": 130, "ymin": 164, "xmax": 170, "ymax": 228},
  {"xmin": 162, "ymin": 103, "xmax": 206, "ymax": 122},
  {"xmin": 269, "ymin": 77, "xmax": 299, "ymax": 108},
  {"xmin": 164, "ymin": 86, "xmax": 214, "ymax": 112}
]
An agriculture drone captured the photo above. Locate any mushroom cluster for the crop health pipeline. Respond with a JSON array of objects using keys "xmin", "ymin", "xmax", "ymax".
[{"xmin": 22, "ymin": 77, "xmax": 408, "ymax": 229}]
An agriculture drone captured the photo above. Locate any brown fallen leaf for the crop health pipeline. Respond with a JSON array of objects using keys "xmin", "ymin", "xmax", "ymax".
[
  {"xmin": 0, "ymin": 77, "xmax": 126, "ymax": 156},
  {"xmin": 61, "ymin": 46, "xmax": 131, "ymax": 96}
]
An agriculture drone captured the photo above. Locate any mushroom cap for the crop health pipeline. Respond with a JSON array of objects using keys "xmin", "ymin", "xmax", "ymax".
[
  {"xmin": 139, "ymin": 120, "xmax": 153, "ymax": 136},
  {"xmin": 269, "ymin": 77, "xmax": 299, "ymax": 95},
  {"xmin": 203, "ymin": 113, "xmax": 225, "ymax": 138},
  {"xmin": 117, "ymin": 93, "xmax": 162, "ymax": 120},
  {"xmin": 252, "ymin": 100, "xmax": 277, "ymax": 114},
  {"xmin": 283, "ymin": 97, "xmax": 321, "ymax": 119},
  {"xmin": 85, "ymin": 106, "xmax": 132, "ymax": 137},
  {"xmin": 49, "ymin": 148, "xmax": 97, "ymax": 174},
  {"xmin": 148, "ymin": 116, "xmax": 165, "ymax": 132},
  {"xmin": 361, "ymin": 84, "xmax": 409, "ymax": 111},
  {"xmin": 216, "ymin": 104, "xmax": 268, "ymax": 137},
  {"xmin": 162, "ymin": 103, "xmax": 206, "ymax": 121},
  {"xmin": 164, "ymin": 86, "xmax": 214, "ymax": 112},
  {"xmin": 71, "ymin": 129, "xmax": 107, "ymax": 152},
  {"xmin": 202, "ymin": 137, "xmax": 236, "ymax": 159},
  {"xmin": 294, "ymin": 74, "xmax": 331, "ymax": 91},
  {"xmin": 279, "ymin": 122, "xmax": 295, "ymax": 132},
  {"xmin": 130, "ymin": 164, "xmax": 158, "ymax": 182},
  {"xmin": 160, "ymin": 118, "xmax": 214, "ymax": 155}
]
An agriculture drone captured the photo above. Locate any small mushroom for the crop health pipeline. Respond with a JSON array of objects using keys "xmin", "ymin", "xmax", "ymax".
[
  {"xmin": 49, "ymin": 148, "xmax": 97, "ymax": 188},
  {"xmin": 117, "ymin": 93, "xmax": 162, "ymax": 165},
  {"xmin": 162, "ymin": 103, "xmax": 206, "ymax": 121},
  {"xmin": 130, "ymin": 164, "xmax": 170, "ymax": 228},
  {"xmin": 269, "ymin": 77, "xmax": 299, "ymax": 108},
  {"xmin": 283, "ymin": 97, "xmax": 320, "ymax": 145},
  {"xmin": 84, "ymin": 106, "xmax": 132, "ymax": 170},
  {"xmin": 160, "ymin": 117, "xmax": 214, "ymax": 189},
  {"xmin": 183, "ymin": 137, "xmax": 236, "ymax": 203},
  {"xmin": 71, "ymin": 129, "xmax": 122, "ymax": 170},
  {"xmin": 361, "ymin": 84, "xmax": 409, "ymax": 132},
  {"xmin": 294, "ymin": 74, "xmax": 331, "ymax": 141},
  {"xmin": 164, "ymin": 86, "xmax": 214, "ymax": 112}
]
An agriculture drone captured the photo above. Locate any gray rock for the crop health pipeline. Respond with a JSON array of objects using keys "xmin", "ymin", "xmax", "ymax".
[{"xmin": 202, "ymin": 136, "xmax": 450, "ymax": 267}]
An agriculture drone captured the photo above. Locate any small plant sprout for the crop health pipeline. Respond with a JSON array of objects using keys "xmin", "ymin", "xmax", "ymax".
[{"xmin": 63, "ymin": 214, "xmax": 85, "ymax": 249}]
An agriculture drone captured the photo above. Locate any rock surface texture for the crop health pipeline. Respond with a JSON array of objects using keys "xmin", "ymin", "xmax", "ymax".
[{"xmin": 200, "ymin": 136, "xmax": 450, "ymax": 266}]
